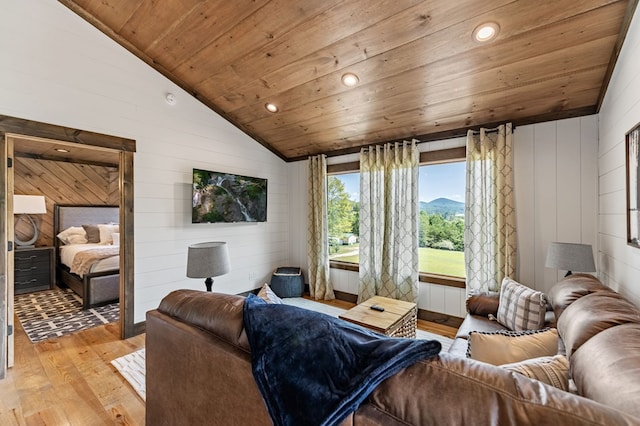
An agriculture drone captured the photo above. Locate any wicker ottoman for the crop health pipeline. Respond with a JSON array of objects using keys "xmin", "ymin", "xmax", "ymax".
[{"xmin": 338, "ymin": 296, "xmax": 417, "ymax": 338}]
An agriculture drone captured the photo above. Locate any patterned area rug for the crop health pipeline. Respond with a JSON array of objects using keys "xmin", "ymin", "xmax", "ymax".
[{"xmin": 14, "ymin": 287, "xmax": 119, "ymax": 343}]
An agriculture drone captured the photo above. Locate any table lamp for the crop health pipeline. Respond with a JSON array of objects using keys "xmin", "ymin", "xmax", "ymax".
[
  {"xmin": 186, "ymin": 241, "xmax": 231, "ymax": 292},
  {"xmin": 545, "ymin": 242, "xmax": 596, "ymax": 277},
  {"xmin": 14, "ymin": 194, "xmax": 47, "ymax": 249}
]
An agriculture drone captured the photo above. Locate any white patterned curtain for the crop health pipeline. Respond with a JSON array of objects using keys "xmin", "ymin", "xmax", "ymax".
[
  {"xmin": 307, "ymin": 155, "xmax": 335, "ymax": 300},
  {"xmin": 358, "ymin": 140, "xmax": 419, "ymax": 303},
  {"xmin": 465, "ymin": 123, "xmax": 516, "ymax": 293}
]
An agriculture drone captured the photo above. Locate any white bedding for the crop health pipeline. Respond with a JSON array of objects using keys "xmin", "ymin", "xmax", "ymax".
[{"xmin": 60, "ymin": 243, "xmax": 120, "ymax": 274}]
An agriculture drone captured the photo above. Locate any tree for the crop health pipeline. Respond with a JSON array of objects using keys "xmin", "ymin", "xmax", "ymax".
[
  {"xmin": 351, "ymin": 202, "xmax": 360, "ymax": 236},
  {"xmin": 419, "ymin": 212, "xmax": 465, "ymax": 251},
  {"xmin": 419, "ymin": 210, "xmax": 429, "ymax": 247},
  {"xmin": 327, "ymin": 177, "xmax": 354, "ymax": 237}
]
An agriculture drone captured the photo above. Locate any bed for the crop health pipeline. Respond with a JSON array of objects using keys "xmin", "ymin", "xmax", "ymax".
[{"xmin": 54, "ymin": 204, "xmax": 120, "ymax": 309}]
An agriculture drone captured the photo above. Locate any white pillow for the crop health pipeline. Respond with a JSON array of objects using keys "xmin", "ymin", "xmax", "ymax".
[
  {"xmin": 67, "ymin": 234, "xmax": 88, "ymax": 245},
  {"xmin": 111, "ymin": 232, "xmax": 120, "ymax": 246},
  {"xmin": 56, "ymin": 226, "xmax": 86, "ymax": 244},
  {"xmin": 98, "ymin": 223, "xmax": 118, "ymax": 245}
]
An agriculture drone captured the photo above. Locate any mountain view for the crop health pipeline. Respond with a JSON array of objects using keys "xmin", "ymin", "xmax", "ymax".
[{"xmin": 420, "ymin": 197, "xmax": 465, "ymax": 217}]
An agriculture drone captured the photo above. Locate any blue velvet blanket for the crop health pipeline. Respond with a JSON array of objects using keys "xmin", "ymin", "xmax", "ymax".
[{"xmin": 243, "ymin": 294, "xmax": 442, "ymax": 426}]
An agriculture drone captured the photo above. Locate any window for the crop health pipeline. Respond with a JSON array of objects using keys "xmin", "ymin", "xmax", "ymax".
[
  {"xmin": 327, "ymin": 148, "xmax": 466, "ymax": 283},
  {"xmin": 327, "ymin": 173, "xmax": 359, "ymax": 263},
  {"xmin": 418, "ymin": 161, "xmax": 466, "ymax": 278}
]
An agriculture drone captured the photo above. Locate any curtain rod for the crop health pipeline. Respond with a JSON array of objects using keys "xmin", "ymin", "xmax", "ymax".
[{"xmin": 469, "ymin": 123, "xmax": 515, "ymax": 135}]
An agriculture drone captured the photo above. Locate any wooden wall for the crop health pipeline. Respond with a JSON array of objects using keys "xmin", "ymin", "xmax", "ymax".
[{"xmin": 14, "ymin": 157, "xmax": 119, "ymax": 247}]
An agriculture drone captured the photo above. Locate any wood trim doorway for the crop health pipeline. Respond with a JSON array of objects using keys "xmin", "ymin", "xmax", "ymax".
[{"xmin": 0, "ymin": 115, "xmax": 137, "ymax": 379}]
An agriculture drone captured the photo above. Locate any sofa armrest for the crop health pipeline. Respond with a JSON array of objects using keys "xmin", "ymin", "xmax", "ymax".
[{"xmin": 466, "ymin": 292, "xmax": 500, "ymax": 317}]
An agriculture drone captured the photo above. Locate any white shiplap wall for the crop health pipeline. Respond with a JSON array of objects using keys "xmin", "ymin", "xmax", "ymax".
[
  {"xmin": 0, "ymin": 0, "xmax": 290, "ymax": 323},
  {"xmin": 597, "ymin": 6, "xmax": 640, "ymax": 307},
  {"xmin": 515, "ymin": 117, "xmax": 598, "ymax": 295},
  {"xmin": 289, "ymin": 118, "xmax": 599, "ymax": 318}
]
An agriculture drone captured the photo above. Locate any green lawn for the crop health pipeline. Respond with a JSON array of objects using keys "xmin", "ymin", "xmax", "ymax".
[{"xmin": 331, "ymin": 246, "xmax": 465, "ymax": 278}]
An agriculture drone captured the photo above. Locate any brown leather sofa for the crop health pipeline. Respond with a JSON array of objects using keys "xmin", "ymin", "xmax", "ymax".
[
  {"xmin": 449, "ymin": 274, "xmax": 640, "ymax": 421},
  {"xmin": 146, "ymin": 287, "xmax": 640, "ymax": 425}
]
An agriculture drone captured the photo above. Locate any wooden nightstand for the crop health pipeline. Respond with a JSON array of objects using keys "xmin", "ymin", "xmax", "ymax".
[{"xmin": 14, "ymin": 246, "xmax": 54, "ymax": 294}]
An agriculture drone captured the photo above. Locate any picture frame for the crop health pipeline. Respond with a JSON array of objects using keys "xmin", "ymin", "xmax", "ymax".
[{"xmin": 627, "ymin": 122, "xmax": 640, "ymax": 248}]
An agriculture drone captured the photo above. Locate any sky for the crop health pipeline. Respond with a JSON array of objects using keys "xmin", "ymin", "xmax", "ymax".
[{"xmin": 336, "ymin": 161, "xmax": 466, "ymax": 203}]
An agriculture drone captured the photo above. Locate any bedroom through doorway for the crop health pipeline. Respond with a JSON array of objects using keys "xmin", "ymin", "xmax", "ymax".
[{"xmin": 0, "ymin": 115, "xmax": 136, "ymax": 379}]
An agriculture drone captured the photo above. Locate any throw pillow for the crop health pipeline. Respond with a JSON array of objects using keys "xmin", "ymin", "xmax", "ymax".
[
  {"xmin": 82, "ymin": 224, "xmax": 101, "ymax": 243},
  {"xmin": 500, "ymin": 355, "xmax": 569, "ymax": 391},
  {"xmin": 466, "ymin": 328, "xmax": 558, "ymax": 366},
  {"xmin": 258, "ymin": 283, "xmax": 284, "ymax": 304},
  {"xmin": 497, "ymin": 277, "xmax": 547, "ymax": 331},
  {"xmin": 56, "ymin": 226, "xmax": 86, "ymax": 244},
  {"xmin": 98, "ymin": 223, "xmax": 118, "ymax": 244},
  {"xmin": 67, "ymin": 234, "xmax": 88, "ymax": 245}
]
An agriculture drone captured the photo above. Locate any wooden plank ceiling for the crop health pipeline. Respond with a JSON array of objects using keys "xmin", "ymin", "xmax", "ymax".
[{"xmin": 59, "ymin": 0, "xmax": 636, "ymax": 161}]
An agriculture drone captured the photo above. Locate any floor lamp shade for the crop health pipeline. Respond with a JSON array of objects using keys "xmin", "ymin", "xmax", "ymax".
[
  {"xmin": 186, "ymin": 242, "xmax": 231, "ymax": 291},
  {"xmin": 545, "ymin": 242, "xmax": 596, "ymax": 276},
  {"xmin": 13, "ymin": 195, "xmax": 47, "ymax": 248}
]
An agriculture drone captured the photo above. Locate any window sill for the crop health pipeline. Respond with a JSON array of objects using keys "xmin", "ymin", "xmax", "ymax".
[{"xmin": 329, "ymin": 261, "xmax": 466, "ymax": 289}]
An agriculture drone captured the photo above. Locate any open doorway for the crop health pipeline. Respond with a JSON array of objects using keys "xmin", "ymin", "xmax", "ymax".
[{"xmin": 0, "ymin": 115, "xmax": 136, "ymax": 379}]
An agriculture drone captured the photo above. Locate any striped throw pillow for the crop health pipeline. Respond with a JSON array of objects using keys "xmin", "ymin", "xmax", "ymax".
[
  {"xmin": 497, "ymin": 277, "xmax": 547, "ymax": 331},
  {"xmin": 501, "ymin": 355, "xmax": 569, "ymax": 391}
]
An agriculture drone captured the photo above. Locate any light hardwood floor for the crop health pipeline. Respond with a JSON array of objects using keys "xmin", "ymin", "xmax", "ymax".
[
  {"xmin": 1, "ymin": 298, "xmax": 457, "ymax": 425},
  {"xmin": 0, "ymin": 318, "xmax": 145, "ymax": 425}
]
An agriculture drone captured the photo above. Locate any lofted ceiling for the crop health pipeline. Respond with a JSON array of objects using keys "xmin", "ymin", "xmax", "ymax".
[{"xmin": 59, "ymin": 0, "xmax": 637, "ymax": 162}]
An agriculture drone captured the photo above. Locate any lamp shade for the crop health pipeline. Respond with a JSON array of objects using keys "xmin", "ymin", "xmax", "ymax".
[
  {"xmin": 186, "ymin": 242, "xmax": 231, "ymax": 279},
  {"xmin": 545, "ymin": 242, "xmax": 596, "ymax": 273},
  {"xmin": 14, "ymin": 195, "xmax": 47, "ymax": 214}
]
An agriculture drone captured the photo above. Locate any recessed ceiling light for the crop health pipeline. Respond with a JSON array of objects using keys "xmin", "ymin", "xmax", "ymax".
[
  {"xmin": 265, "ymin": 103, "xmax": 279, "ymax": 113},
  {"xmin": 55, "ymin": 148, "xmax": 70, "ymax": 153},
  {"xmin": 473, "ymin": 22, "xmax": 500, "ymax": 42},
  {"xmin": 341, "ymin": 73, "xmax": 360, "ymax": 87}
]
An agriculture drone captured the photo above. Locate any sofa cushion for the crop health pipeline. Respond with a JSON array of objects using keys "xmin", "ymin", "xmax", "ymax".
[
  {"xmin": 571, "ymin": 323, "xmax": 640, "ymax": 419},
  {"xmin": 359, "ymin": 353, "xmax": 639, "ymax": 425},
  {"xmin": 497, "ymin": 277, "xmax": 547, "ymax": 331},
  {"xmin": 467, "ymin": 328, "xmax": 558, "ymax": 365},
  {"xmin": 548, "ymin": 273, "xmax": 610, "ymax": 321},
  {"xmin": 455, "ymin": 314, "xmax": 508, "ymax": 340},
  {"xmin": 557, "ymin": 291, "xmax": 640, "ymax": 358},
  {"xmin": 500, "ymin": 355, "xmax": 569, "ymax": 391}
]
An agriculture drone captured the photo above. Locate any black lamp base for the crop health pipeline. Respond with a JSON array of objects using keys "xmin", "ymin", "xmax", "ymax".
[{"xmin": 204, "ymin": 277, "xmax": 213, "ymax": 292}]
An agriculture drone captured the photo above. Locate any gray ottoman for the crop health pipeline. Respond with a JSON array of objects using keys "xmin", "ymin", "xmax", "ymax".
[{"xmin": 270, "ymin": 267, "xmax": 304, "ymax": 297}]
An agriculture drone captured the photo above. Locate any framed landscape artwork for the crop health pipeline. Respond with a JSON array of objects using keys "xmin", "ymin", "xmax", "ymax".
[{"xmin": 627, "ymin": 122, "xmax": 640, "ymax": 248}]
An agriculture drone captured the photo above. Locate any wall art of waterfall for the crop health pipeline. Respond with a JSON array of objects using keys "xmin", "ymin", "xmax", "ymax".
[{"xmin": 192, "ymin": 168, "xmax": 267, "ymax": 223}]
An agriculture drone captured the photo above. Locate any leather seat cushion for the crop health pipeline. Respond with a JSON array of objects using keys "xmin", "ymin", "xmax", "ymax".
[
  {"xmin": 455, "ymin": 314, "xmax": 508, "ymax": 339},
  {"xmin": 558, "ymin": 291, "xmax": 640, "ymax": 358},
  {"xmin": 571, "ymin": 323, "xmax": 640, "ymax": 419},
  {"xmin": 548, "ymin": 274, "xmax": 610, "ymax": 321}
]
